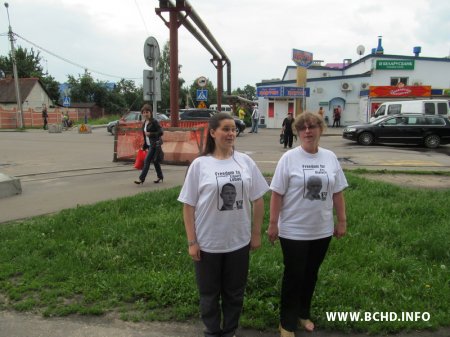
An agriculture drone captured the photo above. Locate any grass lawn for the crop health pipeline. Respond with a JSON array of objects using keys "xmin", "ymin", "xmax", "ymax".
[{"xmin": 0, "ymin": 172, "xmax": 448, "ymax": 334}]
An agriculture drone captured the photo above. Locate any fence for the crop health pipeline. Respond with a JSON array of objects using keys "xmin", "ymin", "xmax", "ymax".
[
  {"xmin": 0, "ymin": 107, "xmax": 94, "ymax": 129},
  {"xmin": 113, "ymin": 121, "xmax": 209, "ymax": 165}
]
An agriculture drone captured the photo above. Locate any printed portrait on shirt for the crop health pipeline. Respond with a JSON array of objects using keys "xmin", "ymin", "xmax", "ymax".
[
  {"xmin": 215, "ymin": 170, "xmax": 244, "ymax": 211},
  {"xmin": 303, "ymin": 167, "xmax": 329, "ymax": 201}
]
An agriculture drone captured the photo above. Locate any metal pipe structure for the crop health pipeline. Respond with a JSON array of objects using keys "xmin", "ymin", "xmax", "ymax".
[
  {"xmin": 4, "ymin": 2, "xmax": 24, "ymax": 129},
  {"xmin": 183, "ymin": 0, "xmax": 231, "ymax": 95},
  {"xmin": 156, "ymin": 0, "xmax": 231, "ymax": 122}
]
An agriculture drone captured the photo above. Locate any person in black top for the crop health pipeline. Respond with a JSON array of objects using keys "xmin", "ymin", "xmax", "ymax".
[
  {"xmin": 42, "ymin": 105, "xmax": 48, "ymax": 130},
  {"xmin": 134, "ymin": 104, "xmax": 164, "ymax": 184},
  {"xmin": 282, "ymin": 112, "xmax": 294, "ymax": 149}
]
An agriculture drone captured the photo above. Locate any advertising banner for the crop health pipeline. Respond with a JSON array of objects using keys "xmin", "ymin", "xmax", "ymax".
[
  {"xmin": 292, "ymin": 49, "xmax": 313, "ymax": 68},
  {"xmin": 369, "ymin": 86, "xmax": 431, "ymax": 97},
  {"xmin": 376, "ymin": 59, "xmax": 415, "ymax": 70}
]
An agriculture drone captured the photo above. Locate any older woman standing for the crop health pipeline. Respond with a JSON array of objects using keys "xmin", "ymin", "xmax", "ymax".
[
  {"xmin": 134, "ymin": 104, "xmax": 164, "ymax": 184},
  {"xmin": 268, "ymin": 112, "xmax": 348, "ymax": 336}
]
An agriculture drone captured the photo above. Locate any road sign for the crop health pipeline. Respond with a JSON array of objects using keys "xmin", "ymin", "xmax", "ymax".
[
  {"xmin": 197, "ymin": 76, "xmax": 207, "ymax": 87},
  {"xmin": 63, "ymin": 96, "xmax": 71, "ymax": 107},
  {"xmin": 196, "ymin": 89, "xmax": 208, "ymax": 101},
  {"xmin": 144, "ymin": 36, "xmax": 160, "ymax": 68}
]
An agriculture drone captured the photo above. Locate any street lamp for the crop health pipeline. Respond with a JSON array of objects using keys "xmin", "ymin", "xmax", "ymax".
[{"xmin": 4, "ymin": 2, "xmax": 24, "ymax": 129}]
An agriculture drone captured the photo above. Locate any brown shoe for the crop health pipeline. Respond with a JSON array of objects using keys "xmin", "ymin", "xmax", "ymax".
[
  {"xmin": 299, "ymin": 318, "xmax": 315, "ymax": 332},
  {"xmin": 279, "ymin": 324, "xmax": 295, "ymax": 337}
]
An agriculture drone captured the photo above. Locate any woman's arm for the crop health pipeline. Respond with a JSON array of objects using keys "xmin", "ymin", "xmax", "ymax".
[
  {"xmin": 268, "ymin": 191, "xmax": 283, "ymax": 243},
  {"xmin": 250, "ymin": 197, "xmax": 264, "ymax": 250},
  {"xmin": 332, "ymin": 191, "xmax": 347, "ymax": 239},
  {"xmin": 183, "ymin": 204, "xmax": 200, "ymax": 261}
]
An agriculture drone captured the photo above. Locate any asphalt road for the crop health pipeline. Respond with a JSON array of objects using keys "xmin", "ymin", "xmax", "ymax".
[{"xmin": 1, "ymin": 126, "xmax": 450, "ymax": 223}]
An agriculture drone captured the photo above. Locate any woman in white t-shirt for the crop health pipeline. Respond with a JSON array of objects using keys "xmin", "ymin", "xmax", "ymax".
[
  {"xmin": 268, "ymin": 112, "xmax": 348, "ymax": 336},
  {"xmin": 178, "ymin": 112, "xmax": 269, "ymax": 337}
]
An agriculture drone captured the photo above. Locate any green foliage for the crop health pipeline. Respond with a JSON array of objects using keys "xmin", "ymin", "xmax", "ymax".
[
  {"xmin": 0, "ymin": 46, "xmax": 60, "ymax": 102},
  {"xmin": 0, "ymin": 174, "xmax": 448, "ymax": 333}
]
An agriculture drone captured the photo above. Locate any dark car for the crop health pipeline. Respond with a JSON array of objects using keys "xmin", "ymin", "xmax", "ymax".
[
  {"xmin": 342, "ymin": 114, "xmax": 450, "ymax": 148},
  {"xmin": 107, "ymin": 111, "xmax": 169, "ymax": 135},
  {"xmin": 179, "ymin": 108, "xmax": 245, "ymax": 136}
]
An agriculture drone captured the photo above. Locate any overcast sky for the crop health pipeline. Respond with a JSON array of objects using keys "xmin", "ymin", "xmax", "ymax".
[{"xmin": 1, "ymin": 0, "xmax": 449, "ymax": 90}]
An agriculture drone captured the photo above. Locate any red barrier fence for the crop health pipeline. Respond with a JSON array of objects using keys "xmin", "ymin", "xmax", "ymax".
[{"xmin": 113, "ymin": 121, "xmax": 209, "ymax": 165}]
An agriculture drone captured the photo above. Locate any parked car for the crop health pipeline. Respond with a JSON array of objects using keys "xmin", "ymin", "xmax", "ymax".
[
  {"xmin": 343, "ymin": 114, "xmax": 450, "ymax": 148},
  {"xmin": 107, "ymin": 111, "xmax": 169, "ymax": 135},
  {"xmin": 179, "ymin": 108, "xmax": 245, "ymax": 136}
]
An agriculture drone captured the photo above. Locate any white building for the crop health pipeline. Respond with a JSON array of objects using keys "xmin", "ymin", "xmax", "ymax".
[{"xmin": 256, "ymin": 46, "xmax": 450, "ymax": 128}]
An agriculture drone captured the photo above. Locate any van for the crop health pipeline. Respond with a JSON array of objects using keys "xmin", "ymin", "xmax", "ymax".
[
  {"xmin": 209, "ymin": 104, "xmax": 233, "ymax": 114},
  {"xmin": 370, "ymin": 99, "xmax": 449, "ymax": 121}
]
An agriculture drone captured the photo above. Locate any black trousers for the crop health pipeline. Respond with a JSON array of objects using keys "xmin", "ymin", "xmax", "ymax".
[
  {"xmin": 139, "ymin": 145, "xmax": 163, "ymax": 182},
  {"xmin": 194, "ymin": 245, "xmax": 250, "ymax": 337},
  {"xmin": 283, "ymin": 132, "xmax": 294, "ymax": 148},
  {"xmin": 279, "ymin": 236, "xmax": 331, "ymax": 331}
]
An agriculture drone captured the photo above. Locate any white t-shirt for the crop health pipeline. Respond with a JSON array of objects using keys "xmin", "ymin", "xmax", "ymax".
[
  {"xmin": 270, "ymin": 146, "xmax": 348, "ymax": 240},
  {"xmin": 178, "ymin": 151, "xmax": 269, "ymax": 253}
]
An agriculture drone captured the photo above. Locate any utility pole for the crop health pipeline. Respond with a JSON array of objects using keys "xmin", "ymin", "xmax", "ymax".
[{"xmin": 4, "ymin": 2, "xmax": 24, "ymax": 128}]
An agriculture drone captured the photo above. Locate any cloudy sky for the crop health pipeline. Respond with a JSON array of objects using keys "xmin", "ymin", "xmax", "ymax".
[{"xmin": 1, "ymin": 0, "xmax": 449, "ymax": 90}]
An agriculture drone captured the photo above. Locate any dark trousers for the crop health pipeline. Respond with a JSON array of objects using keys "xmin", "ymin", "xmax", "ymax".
[
  {"xmin": 283, "ymin": 132, "xmax": 293, "ymax": 148},
  {"xmin": 43, "ymin": 118, "xmax": 48, "ymax": 130},
  {"xmin": 279, "ymin": 236, "xmax": 331, "ymax": 331},
  {"xmin": 194, "ymin": 245, "xmax": 250, "ymax": 337},
  {"xmin": 139, "ymin": 145, "xmax": 163, "ymax": 182}
]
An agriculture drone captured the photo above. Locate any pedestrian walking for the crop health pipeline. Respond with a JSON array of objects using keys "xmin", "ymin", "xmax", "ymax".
[{"xmin": 249, "ymin": 104, "xmax": 260, "ymax": 133}]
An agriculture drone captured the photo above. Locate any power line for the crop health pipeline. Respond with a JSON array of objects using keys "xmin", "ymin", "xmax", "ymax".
[
  {"xmin": 12, "ymin": 32, "xmax": 141, "ymax": 80},
  {"xmin": 134, "ymin": 0, "xmax": 150, "ymax": 36}
]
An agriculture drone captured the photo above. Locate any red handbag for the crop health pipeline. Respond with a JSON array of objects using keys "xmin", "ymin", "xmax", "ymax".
[{"xmin": 134, "ymin": 149, "xmax": 147, "ymax": 170}]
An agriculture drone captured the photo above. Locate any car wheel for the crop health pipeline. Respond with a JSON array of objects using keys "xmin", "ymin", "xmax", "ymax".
[
  {"xmin": 236, "ymin": 127, "xmax": 241, "ymax": 137},
  {"xmin": 358, "ymin": 132, "xmax": 374, "ymax": 145},
  {"xmin": 110, "ymin": 125, "xmax": 116, "ymax": 135},
  {"xmin": 424, "ymin": 134, "xmax": 440, "ymax": 148}
]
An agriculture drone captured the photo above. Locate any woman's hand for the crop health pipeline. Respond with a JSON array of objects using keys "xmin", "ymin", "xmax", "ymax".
[
  {"xmin": 267, "ymin": 223, "xmax": 279, "ymax": 244},
  {"xmin": 189, "ymin": 243, "xmax": 201, "ymax": 261},
  {"xmin": 333, "ymin": 220, "xmax": 347, "ymax": 239}
]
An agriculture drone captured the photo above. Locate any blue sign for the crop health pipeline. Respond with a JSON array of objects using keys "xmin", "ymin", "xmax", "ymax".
[
  {"xmin": 282, "ymin": 86, "xmax": 310, "ymax": 97},
  {"xmin": 63, "ymin": 96, "xmax": 71, "ymax": 107},
  {"xmin": 256, "ymin": 86, "xmax": 283, "ymax": 97},
  {"xmin": 196, "ymin": 89, "xmax": 208, "ymax": 101},
  {"xmin": 292, "ymin": 49, "xmax": 313, "ymax": 68},
  {"xmin": 257, "ymin": 86, "xmax": 310, "ymax": 97}
]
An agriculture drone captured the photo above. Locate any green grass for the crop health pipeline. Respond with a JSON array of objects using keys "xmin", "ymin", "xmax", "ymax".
[{"xmin": 0, "ymin": 173, "xmax": 449, "ymax": 334}]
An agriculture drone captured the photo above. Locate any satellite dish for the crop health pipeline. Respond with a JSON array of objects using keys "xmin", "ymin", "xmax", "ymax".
[{"xmin": 356, "ymin": 45, "xmax": 365, "ymax": 56}]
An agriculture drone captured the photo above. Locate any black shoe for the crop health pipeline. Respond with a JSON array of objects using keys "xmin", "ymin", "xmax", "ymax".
[
  {"xmin": 134, "ymin": 180, "xmax": 144, "ymax": 185},
  {"xmin": 153, "ymin": 178, "xmax": 163, "ymax": 184}
]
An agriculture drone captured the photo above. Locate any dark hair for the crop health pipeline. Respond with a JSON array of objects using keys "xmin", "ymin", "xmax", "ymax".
[
  {"xmin": 293, "ymin": 111, "xmax": 326, "ymax": 133},
  {"xmin": 202, "ymin": 112, "xmax": 234, "ymax": 156},
  {"xmin": 141, "ymin": 103, "xmax": 153, "ymax": 113}
]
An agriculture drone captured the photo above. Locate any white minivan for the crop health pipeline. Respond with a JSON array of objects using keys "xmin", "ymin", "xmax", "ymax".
[
  {"xmin": 209, "ymin": 104, "xmax": 233, "ymax": 114},
  {"xmin": 370, "ymin": 99, "xmax": 449, "ymax": 121}
]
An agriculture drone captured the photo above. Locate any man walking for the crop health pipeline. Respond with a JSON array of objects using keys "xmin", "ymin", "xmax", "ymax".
[{"xmin": 250, "ymin": 104, "xmax": 259, "ymax": 133}]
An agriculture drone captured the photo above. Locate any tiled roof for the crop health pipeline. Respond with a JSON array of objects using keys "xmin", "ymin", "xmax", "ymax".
[{"xmin": 0, "ymin": 78, "xmax": 43, "ymax": 103}]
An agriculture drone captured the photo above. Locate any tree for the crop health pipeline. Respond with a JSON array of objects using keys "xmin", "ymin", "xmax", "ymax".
[
  {"xmin": 0, "ymin": 46, "xmax": 60, "ymax": 103},
  {"xmin": 156, "ymin": 41, "xmax": 187, "ymax": 111}
]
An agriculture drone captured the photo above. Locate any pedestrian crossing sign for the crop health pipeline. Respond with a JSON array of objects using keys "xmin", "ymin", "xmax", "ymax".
[
  {"xmin": 196, "ymin": 89, "xmax": 208, "ymax": 101},
  {"xmin": 63, "ymin": 96, "xmax": 71, "ymax": 107}
]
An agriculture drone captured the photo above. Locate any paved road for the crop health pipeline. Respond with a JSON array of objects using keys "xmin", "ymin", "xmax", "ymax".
[
  {"xmin": 1, "ymin": 126, "xmax": 449, "ymax": 223},
  {"xmin": 1, "ymin": 126, "xmax": 449, "ymax": 337}
]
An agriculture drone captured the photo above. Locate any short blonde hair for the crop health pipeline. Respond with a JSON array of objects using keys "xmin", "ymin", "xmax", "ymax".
[{"xmin": 293, "ymin": 111, "xmax": 326, "ymax": 133}]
